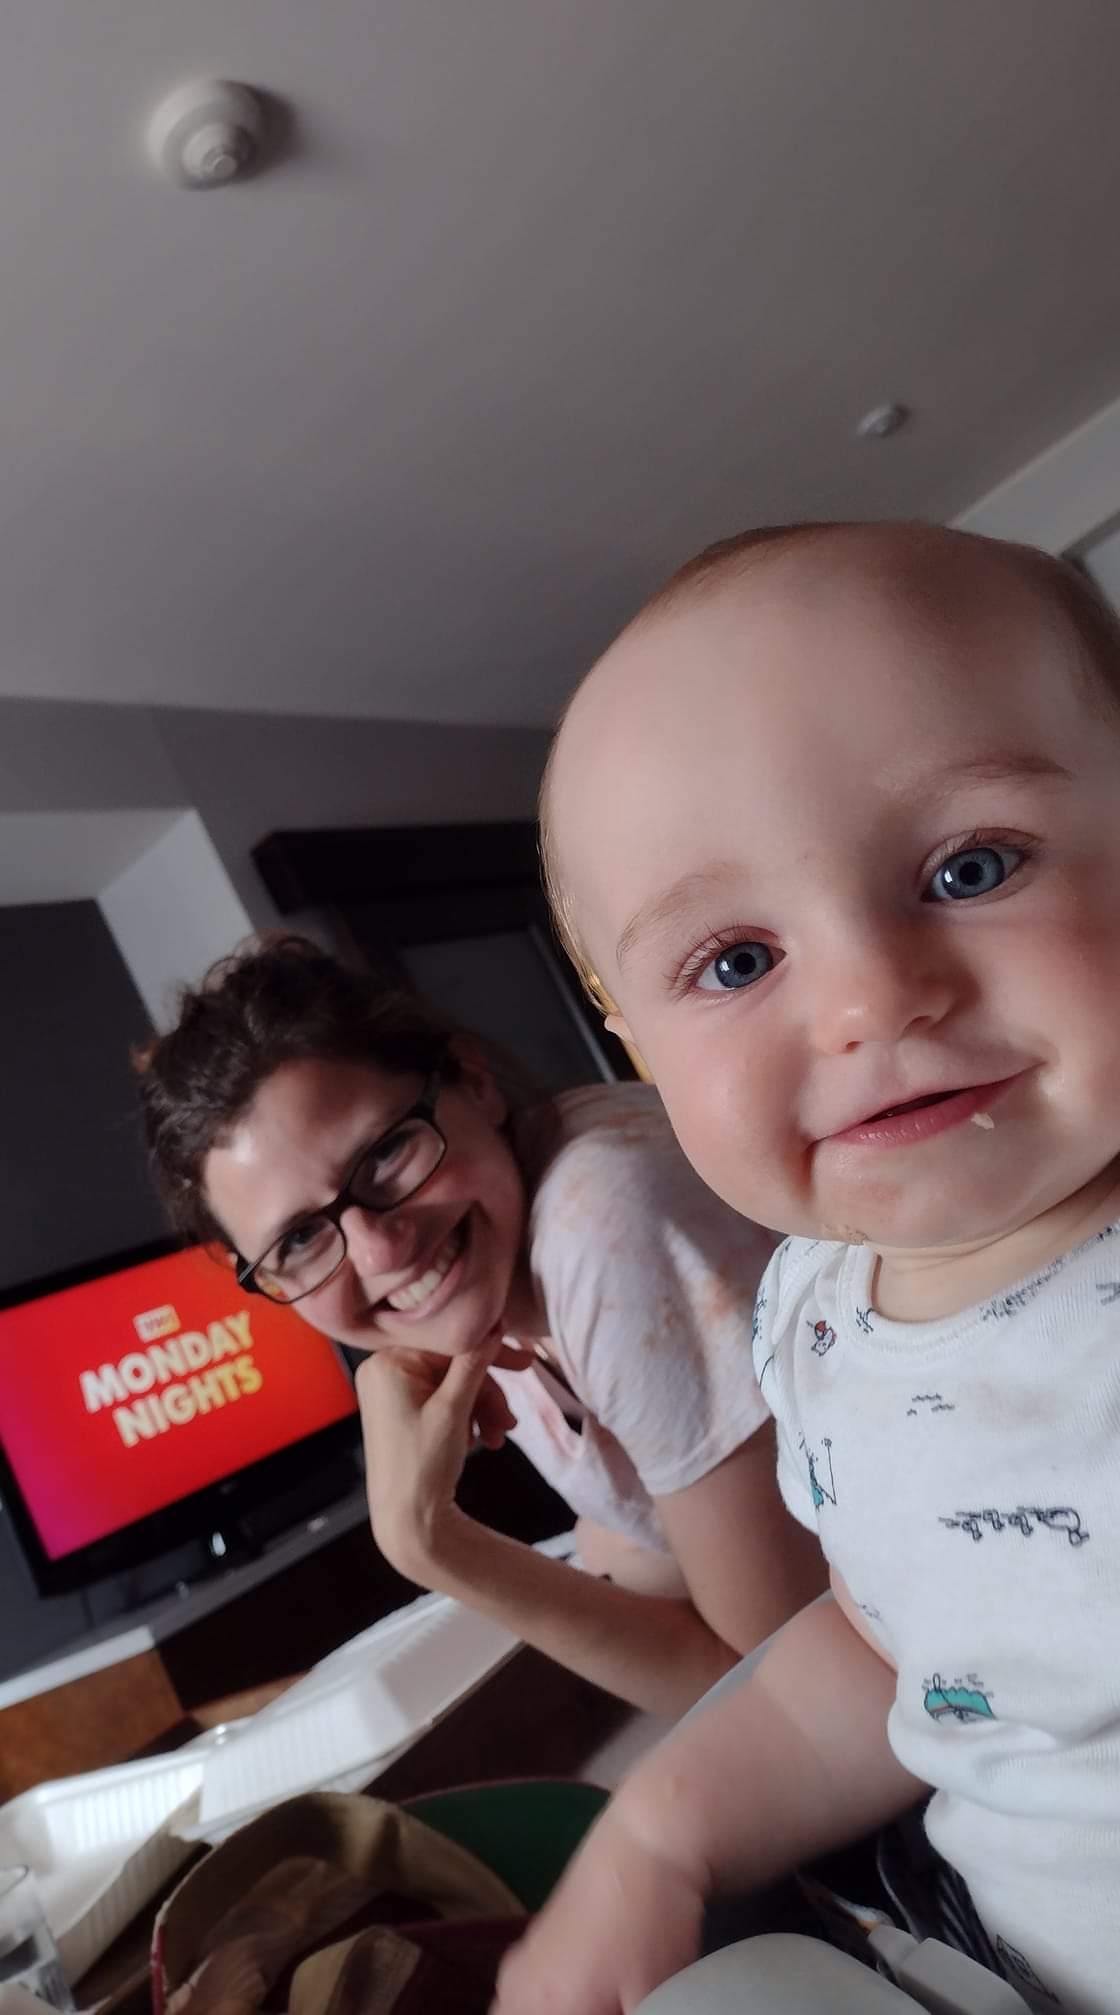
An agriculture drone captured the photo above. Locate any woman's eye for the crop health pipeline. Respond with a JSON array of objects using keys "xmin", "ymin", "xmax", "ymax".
[
  {"xmin": 365, "ymin": 1131, "xmax": 409, "ymax": 1177},
  {"xmin": 277, "ymin": 1218, "xmax": 327, "ymax": 1264},
  {"xmin": 694, "ymin": 940, "xmax": 776, "ymax": 992},
  {"xmin": 926, "ymin": 844, "xmax": 1023, "ymax": 903}
]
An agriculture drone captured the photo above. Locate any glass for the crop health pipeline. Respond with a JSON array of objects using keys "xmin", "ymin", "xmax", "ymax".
[
  {"xmin": 0, "ymin": 1866, "xmax": 75, "ymax": 2011},
  {"xmin": 237, "ymin": 1069, "xmax": 446, "ymax": 1305}
]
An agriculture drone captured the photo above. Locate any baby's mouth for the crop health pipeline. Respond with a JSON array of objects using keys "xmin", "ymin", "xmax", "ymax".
[
  {"xmin": 870, "ymin": 1091, "xmax": 956, "ymax": 1122},
  {"xmin": 383, "ymin": 1219, "xmax": 468, "ymax": 1313}
]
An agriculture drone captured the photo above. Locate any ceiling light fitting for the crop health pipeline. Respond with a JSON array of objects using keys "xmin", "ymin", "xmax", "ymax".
[
  {"xmin": 856, "ymin": 402, "xmax": 910, "ymax": 440},
  {"xmin": 147, "ymin": 80, "xmax": 265, "ymax": 188}
]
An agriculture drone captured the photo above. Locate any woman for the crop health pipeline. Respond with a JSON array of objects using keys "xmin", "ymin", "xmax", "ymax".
[{"xmin": 136, "ymin": 936, "xmax": 822, "ymax": 1717}]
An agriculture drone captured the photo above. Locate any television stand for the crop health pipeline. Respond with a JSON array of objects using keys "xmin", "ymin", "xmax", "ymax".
[{"xmin": 235, "ymin": 1451, "xmax": 363, "ymax": 1553}]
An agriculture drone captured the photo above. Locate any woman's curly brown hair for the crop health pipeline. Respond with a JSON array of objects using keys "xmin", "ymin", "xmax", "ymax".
[{"xmin": 134, "ymin": 934, "xmax": 468, "ymax": 1252}]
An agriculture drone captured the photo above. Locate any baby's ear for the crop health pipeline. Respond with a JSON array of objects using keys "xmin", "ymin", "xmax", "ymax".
[{"xmin": 604, "ymin": 1013, "xmax": 652, "ymax": 1083}]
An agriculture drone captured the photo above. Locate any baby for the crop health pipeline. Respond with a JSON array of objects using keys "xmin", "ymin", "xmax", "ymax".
[{"xmin": 495, "ymin": 523, "xmax": 1120, "ymax": 2015}]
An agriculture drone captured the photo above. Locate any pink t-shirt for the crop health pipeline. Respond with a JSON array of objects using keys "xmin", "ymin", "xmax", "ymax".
[{"xmin": 491, "ymin": 1083, "xmax": 776, "ymax": 1552}]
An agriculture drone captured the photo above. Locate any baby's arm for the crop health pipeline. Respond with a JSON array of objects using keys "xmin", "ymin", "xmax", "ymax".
[{"xmin": 493, "ymin": 1592, "xmax": 924, "ymax": 2015}]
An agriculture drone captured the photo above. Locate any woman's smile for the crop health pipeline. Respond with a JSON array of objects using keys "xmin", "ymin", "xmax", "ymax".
[
  {"xmin": 378, "ymin": 1215, "xmax": 470, "ymax": 1317},
  {"xmin": 206, "ymin": 1054, "xmax": 528, "ymax": 1357}
]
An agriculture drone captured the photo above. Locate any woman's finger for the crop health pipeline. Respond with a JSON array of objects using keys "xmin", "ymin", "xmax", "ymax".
[
  {"xmin": 433, "ymin": 1344, "xmax": 502, "ymax": 1422},
  {"xmin": 474, "ymin": 1372, "xmax": 518, "ymax": 1450},
  {"xmin": 490, "ymin": 1337, "xmax": 537, "ymax": 1372},
  {"xmin": 354, "ymin": 1350, "xmax": 439, "ymax": 1437}
]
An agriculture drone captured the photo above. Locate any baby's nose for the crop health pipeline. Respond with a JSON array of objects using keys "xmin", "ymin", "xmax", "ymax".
[{"xmin": 809, "ymin": 934, "xmax": 956, "ymax": 1055}]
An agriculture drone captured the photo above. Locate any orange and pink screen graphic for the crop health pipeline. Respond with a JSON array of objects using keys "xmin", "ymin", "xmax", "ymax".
[{"xmin": 0, "ymin": 1247, "xmax": 357, "ymax": 1559}]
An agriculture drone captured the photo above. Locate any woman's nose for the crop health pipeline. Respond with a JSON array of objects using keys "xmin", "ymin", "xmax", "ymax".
[
  {"xmin": 339, "ymin": 1202, "xmax": 413, "ymax": 1280},
  {"xmin": 806, "ymin": 926, "xmax": 958, "ymax": 1056}
]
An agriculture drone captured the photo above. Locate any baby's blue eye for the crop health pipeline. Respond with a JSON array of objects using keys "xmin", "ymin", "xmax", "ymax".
[
  {"xmin": 695, "ymin": 941, "xmax": 775, "ymax": 992},
  {"xmin": 927, "ymin": 844, "xmax": 1022, "ymax": 903}
]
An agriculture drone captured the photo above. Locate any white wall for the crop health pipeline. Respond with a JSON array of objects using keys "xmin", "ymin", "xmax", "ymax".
[
  {"xmin": 98, "ymin": 810, "xmax": 254, "ymax": 1028},
  {"xmin": 954, "ymin": 388, "xmax": 1120, "ymax": 554}
]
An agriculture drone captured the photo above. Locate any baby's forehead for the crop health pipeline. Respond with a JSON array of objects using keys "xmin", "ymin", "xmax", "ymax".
[
  {"xmin": 557, "ymin": 530, "xmax": 1045, "ymax": 778},
  {"xmin": 546, "ymin": 529, "xmax": 1095, "ymax": 958}
]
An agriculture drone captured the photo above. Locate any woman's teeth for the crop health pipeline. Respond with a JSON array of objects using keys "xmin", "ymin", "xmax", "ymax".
[{"xmin": 386, "ymin": 1225, "xmax": 464, "ymax": 1312}]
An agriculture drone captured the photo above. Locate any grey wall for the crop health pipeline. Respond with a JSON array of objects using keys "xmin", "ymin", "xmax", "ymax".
[
  {"xmin": 157, "ymin": 707, "xmax": 551, "ymax": 923},
  {"xmin": 0, "ymin": 902, "xmax": 164, "ymax": 1289},
  {"xmin": 0, "ymin": 900, "xmax": 168, "ymax": 1672},
  {"xmin": 0, "ymin": 699, "xmax": 186, "ymax": 815},
  {"xmin": 0, "ymin": 695, "xmax": 551, "ymax": 927}
]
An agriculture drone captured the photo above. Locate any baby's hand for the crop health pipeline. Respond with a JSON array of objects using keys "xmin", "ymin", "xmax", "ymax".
[{"xmin": 491, "ymin": 1805, "xmax": 704, "ymax": 2015}]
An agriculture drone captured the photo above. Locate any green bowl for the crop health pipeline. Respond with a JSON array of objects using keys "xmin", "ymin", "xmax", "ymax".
[{"xmin": 405, "ymin": 1779, "xmax": 609, "ymax": 1912}]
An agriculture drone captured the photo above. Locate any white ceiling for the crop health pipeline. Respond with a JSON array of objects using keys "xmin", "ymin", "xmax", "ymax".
[{"xmin": 6, "ymin": 1, "xmax": 1120, "ymax": 730}]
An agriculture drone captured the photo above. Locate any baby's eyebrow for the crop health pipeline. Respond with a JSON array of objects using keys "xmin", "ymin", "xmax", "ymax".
[
  {"xmin": 902, "ymin": 751, "xmax": 1073, "ymax": 795},
  {"xmin": 613, "ymin": 753, "xmax": 1071, "ymax": 975},
  {"xmin": 615, "ymin": 861, "xmax": 742, "ymax": 973}
]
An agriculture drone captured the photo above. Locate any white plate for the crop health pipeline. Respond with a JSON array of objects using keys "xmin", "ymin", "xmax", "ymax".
[
  {"xmin": 1, "ymin": 1538, "xmax": 576, "ymax": 1974},
  {"xmin": 180, "ymin": 1590, "xmax": 520, "ymax": 1839},
  {"xmin": 0, "ymin": 1743, "xmax": 219, "ymax": 1982}
]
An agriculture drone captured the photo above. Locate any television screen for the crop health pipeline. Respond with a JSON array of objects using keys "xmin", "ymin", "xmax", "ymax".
[{"xmin": 0, "ymin": 1241, "xmax": 359, "ymax": 1593}]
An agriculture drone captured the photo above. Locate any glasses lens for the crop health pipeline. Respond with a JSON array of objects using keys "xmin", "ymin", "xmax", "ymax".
[
  {"xmin": 255, "ymin": 1217, "xmax": 345, "ymax": 1304},
  {"xmin": 351, "ymin": 1118, "xmax": 444, "ymax": 1210}
]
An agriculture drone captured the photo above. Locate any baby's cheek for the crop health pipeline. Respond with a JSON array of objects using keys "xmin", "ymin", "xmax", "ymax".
[{"xmin": 654, "ymin": 1059, "xmax": 794, "ymax": 1220}]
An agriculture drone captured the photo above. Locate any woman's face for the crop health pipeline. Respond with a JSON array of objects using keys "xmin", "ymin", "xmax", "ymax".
[{"xmin": 203, "ymin": 1053, "xmax": 530, "ymax": 1357}]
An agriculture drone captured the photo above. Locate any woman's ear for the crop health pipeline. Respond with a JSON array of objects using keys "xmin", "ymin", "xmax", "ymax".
[{"xmin": 447, "ymin": 1035, "xmax": 508, "ymax": 1125}]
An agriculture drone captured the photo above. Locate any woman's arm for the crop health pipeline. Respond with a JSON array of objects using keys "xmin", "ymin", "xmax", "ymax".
[
  {"xmin": 653, "ymin": 1420, "xmax": 827, "ymax": 1652},
  {"xmin": 576, "ymin": 1426, "xmax": 826, "ymax": 1648},
  {"xmin": 357, "ymin": 1347, "xmax": 822, "ymax": 1719}
]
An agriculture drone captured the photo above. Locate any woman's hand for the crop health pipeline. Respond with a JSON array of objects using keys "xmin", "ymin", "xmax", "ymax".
[{"xmin": 355, "ymin": 1340, "xmax": 524, "ymax": 1580}]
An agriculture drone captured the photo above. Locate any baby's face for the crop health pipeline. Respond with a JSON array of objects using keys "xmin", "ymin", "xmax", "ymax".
[{"xmin": 552, "ymin": 534, "xmax": 1120, "ymax": 1252}]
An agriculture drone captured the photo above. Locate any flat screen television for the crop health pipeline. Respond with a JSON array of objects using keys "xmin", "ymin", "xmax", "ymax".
[{"xmin": 0, "ymin": 1239, "xmax": 361, "ymax": 1596}]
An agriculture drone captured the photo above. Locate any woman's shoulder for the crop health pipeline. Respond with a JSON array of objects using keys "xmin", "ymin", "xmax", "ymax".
[
  {"xmin": 533, "ymin": 1082, "xmax": 689, "ymax": 1199},
  {"xmin": 553, "ymin": 1079, "xmax": 668, "ymax": 1140},
  {"xmin": 528, "ymin": 1079, "xmax": 768, "ymax": 1264}
]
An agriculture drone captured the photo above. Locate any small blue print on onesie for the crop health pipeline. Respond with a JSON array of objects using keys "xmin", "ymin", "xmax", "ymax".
[
  {"xmin": 923, "ymin": 1673, "xmax": 995, "ymax": 1725},
  {"xmin": 800, "ymin": 1435, "xmax": 836, "ymax": 1511}
]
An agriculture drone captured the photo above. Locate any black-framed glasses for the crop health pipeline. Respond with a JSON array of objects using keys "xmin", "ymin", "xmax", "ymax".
[{"xmin": 236, "ymin": 1069, "xmax": 446, "ymax": 1305}]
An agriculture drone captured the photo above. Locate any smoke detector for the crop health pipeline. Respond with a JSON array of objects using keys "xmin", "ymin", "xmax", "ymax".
[
  {"xmin": 855, "ymin": 402, "xmax": 910, "ymax": 441},
  {"xmin": 147, "ymin": 80, "xmax": 266, "ymax": 188}
]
